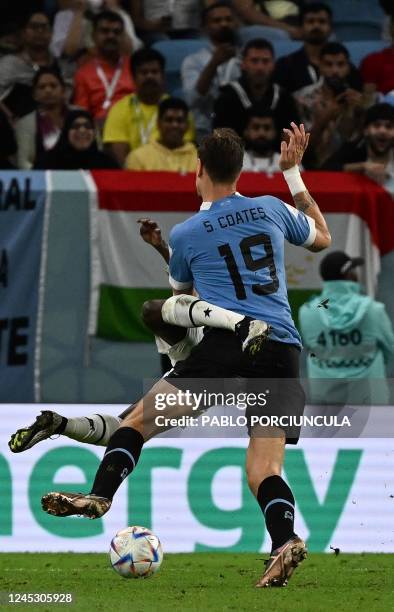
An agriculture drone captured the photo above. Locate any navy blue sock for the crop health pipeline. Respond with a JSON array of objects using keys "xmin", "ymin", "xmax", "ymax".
[
  {"xmin": 257, "ymin": 475, "xmax": 296, "ymax": 552},
  {"xmin": 90, "ymin": 427, "xmax": 144, "ymax": 499}
]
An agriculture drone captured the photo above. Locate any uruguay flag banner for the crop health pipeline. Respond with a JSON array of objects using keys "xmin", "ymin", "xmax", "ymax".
[
  {"xmin": 0, "ymin": 172, "xmax": 51, "ymax": 401},
  {"xmin": 87, "ymin": 171, "xmax": 394, "ymax": 343}
]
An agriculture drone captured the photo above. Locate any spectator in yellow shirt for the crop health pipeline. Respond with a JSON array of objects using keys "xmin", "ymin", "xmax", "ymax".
[
  {"xmin": 103, "ymin": 48, "xmax": 194, "ymax": 166},
  {"xmin": 126, "ymin": 97, "xmax": 197, "ymax": 172}
]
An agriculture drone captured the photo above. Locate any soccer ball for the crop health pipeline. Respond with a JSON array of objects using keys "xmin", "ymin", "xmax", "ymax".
[{"xmin": 109, "ymin": 526, "xmax": 163, "ymax": 579}]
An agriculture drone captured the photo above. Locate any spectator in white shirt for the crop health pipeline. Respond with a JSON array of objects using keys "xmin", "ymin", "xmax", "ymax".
[
  {"xmin": 0, "ymin": 12, "xmax": 59, "ymax": 119},
  {"xmin": 51, "ymin": 1, "xmax": 142, "ymax": 65},
  {"xmin": 181, "ymin": 1, "xmax": 241, "ymax": 142},
  {"xmin": 51, "ymin": 0, "xmax": 90, "ymax": 61},
  {"xmin": 130, "ymin": 0, "xmax": 201, "ymax": 45}
]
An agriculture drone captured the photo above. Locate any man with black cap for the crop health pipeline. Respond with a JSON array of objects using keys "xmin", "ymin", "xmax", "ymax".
[{"xmin": 299, "ymin": 250, "xmax": 394, "ymax": 406}]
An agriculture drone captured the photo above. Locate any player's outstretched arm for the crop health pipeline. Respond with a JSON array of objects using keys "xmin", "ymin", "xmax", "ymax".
[
  {"xmin": 138, "ymin": 218, "xmax": 196, "ymax": 298},
  {"xmin": 138, "ymin": 218, "xmax": 170, "ymax": 263},
  {"xmin": 280, "ymin": 123, "xmax": 331, "ymax": 252}
]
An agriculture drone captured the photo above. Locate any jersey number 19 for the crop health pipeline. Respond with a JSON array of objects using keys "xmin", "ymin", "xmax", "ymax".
[{"xmin": 218, "ymin": 232, "xmax": 279, "ymax": 300}]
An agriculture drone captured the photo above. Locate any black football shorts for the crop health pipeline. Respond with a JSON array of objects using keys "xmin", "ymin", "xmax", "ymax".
[{"xmin": 165, "ymin": 328, "xmax": 305, "ymax": 444}]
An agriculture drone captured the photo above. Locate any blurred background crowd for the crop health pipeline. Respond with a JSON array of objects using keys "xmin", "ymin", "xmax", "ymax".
[{"xmin": 0, "ymin": 0, "xmax": 393, "ymax": 184}]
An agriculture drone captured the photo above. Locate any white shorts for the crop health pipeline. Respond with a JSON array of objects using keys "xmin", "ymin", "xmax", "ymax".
[{"xmin": 155, "ymin": 327, "xmax": 205, "ymax": 366}]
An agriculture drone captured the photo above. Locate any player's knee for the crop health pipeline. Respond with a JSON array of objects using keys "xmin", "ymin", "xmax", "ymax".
[
  {"xmin": 142, "ymin": 300, "xmax": 164, "ymax": 330},
  {"xmin": 246, "ymin": 461, "xmax": 281, "ymax": 495},
  {"xmin": 161, "ymin": 294, "xmax": 197, "ymax": 326}
]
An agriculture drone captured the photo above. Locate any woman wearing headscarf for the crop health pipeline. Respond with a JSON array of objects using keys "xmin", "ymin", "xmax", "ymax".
[{"xmin": 34, "ymin": 108, "xmax": 118, "ymax": 169}]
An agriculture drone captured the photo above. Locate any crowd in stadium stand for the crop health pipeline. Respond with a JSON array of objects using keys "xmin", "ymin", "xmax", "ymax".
[{"xmin": 0, "ymin": 0, "xmax": 392, "ymax": 184}]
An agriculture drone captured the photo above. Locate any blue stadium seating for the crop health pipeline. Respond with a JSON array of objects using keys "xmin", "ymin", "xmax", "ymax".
[
  {"xmin": 384, "ymin": 93, "xmax": 394, "ymax": 107},
  {"xmin": 153, "ymin": 39, "xmax": 207, "ymax": 94},
  {"xmin": 239, "ymin": 25, "xmax": 290, "ymax": 45},
  {"xmin": 334, "ymin": 22, "xmax": 383, "ymax": 41},
  {"xmin": 272, "ymin": 40, "xmax": 302, "ymax": 59},
  {"xmin": 43, "ymin": 0, "xmax": 58, "ymax": 16},
  {"xmin": 346, "ymin": 40, "xmax": 387, "ymax": 67},
  {"xmin": 171, "ymin": 87, "xmax": 187, "ymax": 101},
  {"xmin": 323, "ymin": 0, "xmax": 385, "ymax": 41},
  {"xmin": 323, "ymin": 0, "xmax": 385, "ymax": 24}
]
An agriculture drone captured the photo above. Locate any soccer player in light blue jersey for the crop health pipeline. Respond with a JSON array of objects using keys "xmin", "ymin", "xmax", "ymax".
[
  {"xmin": 164, "ymin": 167, "xmax": 316, "ymax": 348},
  {"xmin": 39, "ymin": 123, "xmax": 331, "ymax": 588}
]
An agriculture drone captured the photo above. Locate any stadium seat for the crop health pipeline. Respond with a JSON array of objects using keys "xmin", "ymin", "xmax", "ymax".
[
  {"xmin": 43, "ymin": 0, "xmax": 58, "ymax": 16},
  {"xmin": 334, "ymin": 22, "xmax": 383, "ymax": 41},
  {"xmin": 323, "ymin": 0, "xmax": 384, "ymax": 24},
  {"xmin": 152, "ymin": 39, "xmax": 208, "ymax": 95},
  {"xmin": 171, "ymin": 87, "xmax": 187, "ymax": 101},
  {"xmin": 239, "ymin": 25, "xmax": 290, "ymax": 45},
  {"xmin": 384, "ymin": 92, "xmax": 394, "ymax": 107},
  {"xmin": 346, "ymin": 40, "xmax": 387, "ymax": 68},
  {"xmin": 323, "ymin": 0, "xmax": 384, "ymax": 41},
  {"xmin": 272, "ymin": 40, "xmax": 302, "ymax": 59},
  {"xmin": 380, "ymin": 91, "xmax": 394, "ymax": 107}
]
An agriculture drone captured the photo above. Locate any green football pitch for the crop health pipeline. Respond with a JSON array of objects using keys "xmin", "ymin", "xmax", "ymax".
[{"xmin": 0, "ymin": 553, "xmax": 393, "ymax": 612}]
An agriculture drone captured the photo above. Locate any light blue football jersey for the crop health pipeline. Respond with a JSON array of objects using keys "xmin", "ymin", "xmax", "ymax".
[{"xmin": 168, "ymin": 193, "xmax": 316, "ymax": 346}]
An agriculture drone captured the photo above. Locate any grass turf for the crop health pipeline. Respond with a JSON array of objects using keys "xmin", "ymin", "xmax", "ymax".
[{"xmin": 0, "ymin": 553, "xmax": 393, "ymax": 611}]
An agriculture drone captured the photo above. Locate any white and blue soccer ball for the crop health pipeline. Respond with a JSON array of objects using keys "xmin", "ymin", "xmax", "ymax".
[{"xmin": 109, "ymin": 526, "xmax": 163, "ymax": 579}]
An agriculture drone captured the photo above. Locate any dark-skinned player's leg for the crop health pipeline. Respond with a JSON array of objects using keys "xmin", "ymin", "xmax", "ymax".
[
  {"xmin": 118, "ymin": 299, "xmax": 188, "ymax": 419},
  {"xmin": 141, "ymin": 299, "xmax": 187, "ymax": 346}
]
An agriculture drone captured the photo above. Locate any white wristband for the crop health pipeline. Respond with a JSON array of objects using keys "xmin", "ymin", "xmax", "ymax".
[{"xmin": 283, "ymin": 165, "xmax": 306, "ymax": 196}]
